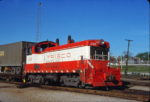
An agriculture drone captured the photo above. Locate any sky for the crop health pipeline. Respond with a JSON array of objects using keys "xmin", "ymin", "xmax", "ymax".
[{"xmin": 0, "ymin": 0, "xmax": 149, "ymax": 56}]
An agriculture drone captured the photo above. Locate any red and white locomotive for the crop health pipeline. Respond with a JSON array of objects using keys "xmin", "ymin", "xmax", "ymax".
[{"xmin": 24, "ymin": 36, "xmax": 122, "ymax": 87}]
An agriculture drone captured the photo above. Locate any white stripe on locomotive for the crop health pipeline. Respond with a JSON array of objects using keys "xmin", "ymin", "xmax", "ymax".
[{"xmin": 26, "ymin": 46, "xmax": 90, "ymax": 64}]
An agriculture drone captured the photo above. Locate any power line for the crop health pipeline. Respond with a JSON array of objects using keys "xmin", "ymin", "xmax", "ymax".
[{"xmin": 124, "ymin": 39, "xmax": 133, "ymax": 76}]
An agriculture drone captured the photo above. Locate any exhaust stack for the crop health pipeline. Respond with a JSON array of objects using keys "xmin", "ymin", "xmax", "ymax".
[
  {"xmin": 68, "ymin": 35, "xmax": 75, "ymax": 44},
  {"xmin": 56, "ymin": 38, "xmax": 59, "ymax": 46}
]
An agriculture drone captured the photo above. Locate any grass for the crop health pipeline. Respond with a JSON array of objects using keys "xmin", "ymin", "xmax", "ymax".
[
  {"xmin": 111, "ymin": 65, "xmax": 150, "ymax": 72},
  {"xmin": 120, "ymin": 65, "xmax": 150, "ymax": 73}
]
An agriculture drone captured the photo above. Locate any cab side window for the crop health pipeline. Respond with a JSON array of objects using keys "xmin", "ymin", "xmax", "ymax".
[{"xmin": 35, "ymin": 44, "xmax": 50, "ymax": 53}]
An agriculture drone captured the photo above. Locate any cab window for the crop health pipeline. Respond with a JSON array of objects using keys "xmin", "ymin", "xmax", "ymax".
[{"xmin": 90, "ymin": 46, "xmax": 109, "ymax": 60}]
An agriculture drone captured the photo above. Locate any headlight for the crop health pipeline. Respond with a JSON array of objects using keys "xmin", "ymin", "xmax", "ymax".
[{"xmin": 100, "ymin": 39, "xmax": 105, "ymax": 45}]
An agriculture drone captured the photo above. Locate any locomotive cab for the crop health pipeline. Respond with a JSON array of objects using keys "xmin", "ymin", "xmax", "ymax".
[{"xmin": 32, "ymin": 41, "xmax": 58, "ymax": 54}]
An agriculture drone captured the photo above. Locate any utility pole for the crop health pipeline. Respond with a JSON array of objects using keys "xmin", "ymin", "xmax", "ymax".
[
  {"xmin": 125, "ymin": 39, "xmax": 133, "ymax": 76},
  {"xmin": 36, "ymin": 2, "xmax": 42, "ymax": 42}
]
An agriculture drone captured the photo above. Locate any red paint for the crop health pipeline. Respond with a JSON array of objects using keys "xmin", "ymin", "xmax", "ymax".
[{"xmin": 25, "ymin": 60, "xmax": 122, "ymax": 87}]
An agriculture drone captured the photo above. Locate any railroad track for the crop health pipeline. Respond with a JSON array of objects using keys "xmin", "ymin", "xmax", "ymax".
[
  {"xmin": 0, "ymin": 80, "xmax": 21, "ymax": 85},
  {"xmin": 39, "ymin": 85, "xmax": 150, "ymax": 102},
  {"xmin": 0, "ymin": 80, "xmax": 149, "ymax": 102},
  {"xmin": 122, "ymin": 78, "xmax": 150, "ymax": 86}
]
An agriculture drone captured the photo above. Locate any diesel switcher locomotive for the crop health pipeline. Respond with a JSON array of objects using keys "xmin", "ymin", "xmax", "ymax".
[{"xmin": 24, "ymin": 36, "xmax": 122, "ymax": 87}]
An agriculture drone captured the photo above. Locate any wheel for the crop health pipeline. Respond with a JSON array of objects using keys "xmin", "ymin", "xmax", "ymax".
[
  {"xmin": 78, "ymin": 82, "xmax": 85, "ymax": 88},
  {"xmin": 105, "ymin": 86, "xmax": 109, "ymax": 91}
]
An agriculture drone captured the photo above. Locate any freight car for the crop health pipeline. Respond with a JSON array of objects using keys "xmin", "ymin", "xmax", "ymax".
[
  {"xmin": 0, "ymin": 41, "xmax": 35, "ymax": 81},
  {"xmin": 24, "ymin": 36, "xmax": 122, "ymax": 87}
]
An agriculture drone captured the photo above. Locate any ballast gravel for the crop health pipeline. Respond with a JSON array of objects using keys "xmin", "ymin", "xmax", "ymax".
[{"xmin": 0, "ymin": 83, "xmax": 140, "ymax": 102}]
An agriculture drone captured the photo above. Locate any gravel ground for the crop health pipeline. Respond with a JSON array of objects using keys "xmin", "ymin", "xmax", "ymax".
[{"xmin": 0, "ymin": 83, "xmax": 140, "ymax": 102}]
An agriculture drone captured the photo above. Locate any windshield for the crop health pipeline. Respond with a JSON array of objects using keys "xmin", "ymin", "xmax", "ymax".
[{"xmin": 90, "ymin": 46, "xmax": 109, "ymax": 60}]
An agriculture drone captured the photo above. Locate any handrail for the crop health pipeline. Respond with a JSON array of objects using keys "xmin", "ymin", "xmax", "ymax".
[{"xmin": 93, "ymin": 54, "xmax": 108, "ymax": 60}]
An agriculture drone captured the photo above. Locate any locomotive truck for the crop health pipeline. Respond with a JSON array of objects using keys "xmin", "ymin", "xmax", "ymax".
[
  {"xmin": 0, "ymin": 36, "xmax": 122, "ymax": 87},
  {"xmin": 24, "ymin": 36, "xmax": 122, "ymax": 87}
]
